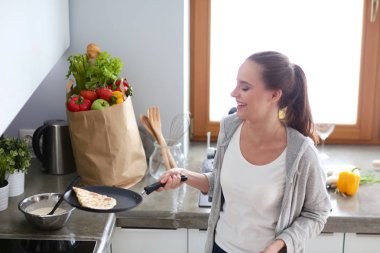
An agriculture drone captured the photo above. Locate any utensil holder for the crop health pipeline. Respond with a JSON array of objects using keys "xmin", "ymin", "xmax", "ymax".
[{"xmin": 149, "ymin": 140, "xmax": 185, "ymax": 180}]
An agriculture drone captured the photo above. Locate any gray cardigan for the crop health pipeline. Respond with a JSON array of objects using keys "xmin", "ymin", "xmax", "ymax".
[{"xmin": 203, "ymin": 114, "xmax": 331, "ymax": 253}]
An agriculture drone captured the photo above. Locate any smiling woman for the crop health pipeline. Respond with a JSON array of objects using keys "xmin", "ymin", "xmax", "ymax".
[{"xmin": 190, "ymin": 0, "xmax": 380, "ymax": 144}]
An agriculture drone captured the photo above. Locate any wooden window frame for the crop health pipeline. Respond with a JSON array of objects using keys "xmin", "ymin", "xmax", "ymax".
[{"xmin": 190, "ymin": 0, "xmax": 380, "ymax": 144}]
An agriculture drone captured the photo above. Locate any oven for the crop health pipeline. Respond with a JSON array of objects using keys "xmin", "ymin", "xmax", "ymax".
[{"xmin": 0, "ymin": 239, "xmax": 97, "ymax": 253}]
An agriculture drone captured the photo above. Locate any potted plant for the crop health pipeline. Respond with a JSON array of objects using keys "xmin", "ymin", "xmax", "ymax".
[
  {"xmin": 0, "ymin": 148, "xmax": 13, "ymax": 211},
  {"xmin": 0, "ymin": 136, "xmax": 31, "ymax": 197}
]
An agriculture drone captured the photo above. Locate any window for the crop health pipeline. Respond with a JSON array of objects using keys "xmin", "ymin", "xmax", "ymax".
[{"xmin": 190, "ymin": 0, "xmax": 380, "ymax": 144}]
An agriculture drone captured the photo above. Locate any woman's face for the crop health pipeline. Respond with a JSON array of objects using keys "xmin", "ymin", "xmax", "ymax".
[{"xmin": 231, "ymin": 60, "xmax": 280, "ymax": 122}]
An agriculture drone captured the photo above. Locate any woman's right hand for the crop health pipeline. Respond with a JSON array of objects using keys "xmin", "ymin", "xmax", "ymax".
[{"xmin": 156, "ymin": 168, "xmax": 186, "ymax": 192}]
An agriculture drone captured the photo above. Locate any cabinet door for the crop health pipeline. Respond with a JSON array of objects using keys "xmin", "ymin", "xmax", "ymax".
[
  {"xmin": 344, "ymin": 233, "xmax": 380, "ymax": 253},
  {"xmin": 188, "ymin": 229, "xmax": 207, "ymax": 253},
  {"xmin": 305, "ymin": 232, "xmax": 344, "ymax": 253},
  {"xmin": 112, "ymin": 227, "xmax": 187, "ymax": 253}
]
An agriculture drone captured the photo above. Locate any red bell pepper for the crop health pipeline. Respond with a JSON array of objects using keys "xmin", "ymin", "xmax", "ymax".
[
  {"xmin": 108, "ymin": 79, "xmax": 129, "ymax": 92},
  {"xmin": 67, "ymin": 95, "xmax": 91, "ymax": 112}
]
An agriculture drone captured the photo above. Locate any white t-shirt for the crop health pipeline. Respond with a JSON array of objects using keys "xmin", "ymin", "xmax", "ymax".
[{"xmin": 215, "ymin": 124, "xmax": 286, "ymax": 253}]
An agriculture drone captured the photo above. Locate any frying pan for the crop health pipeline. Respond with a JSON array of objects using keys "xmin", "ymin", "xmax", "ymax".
[{"xmin": 63, "ymin": 175, "xmax": 187, "ymax": 213}]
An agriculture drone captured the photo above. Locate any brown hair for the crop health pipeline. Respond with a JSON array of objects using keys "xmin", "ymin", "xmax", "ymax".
[{"xmin": 247, "ymin": 51, "xmax": 317, "ymax": 143}]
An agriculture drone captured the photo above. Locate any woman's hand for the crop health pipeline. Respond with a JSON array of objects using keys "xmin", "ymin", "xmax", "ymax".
[
  {"xmin": 156, "ymin": 168, "xmax": 210, "ymax": 193},
  {"xmin": 260, "ymin": 239, "xmax": 285, "ymax": 253},
  {"xmin": 156, "ymin": 168, "xmax": 186, "ymax": 192}
]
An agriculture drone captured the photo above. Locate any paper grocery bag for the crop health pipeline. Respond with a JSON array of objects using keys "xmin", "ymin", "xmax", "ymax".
[{"xmin": 67, "ymin": 97, "xmax": 147, "ymax": 188}]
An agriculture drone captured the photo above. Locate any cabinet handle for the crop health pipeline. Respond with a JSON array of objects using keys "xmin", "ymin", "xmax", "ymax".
[
  {"xmin": 355, "ymin": 233, "xmax": 380, "ymax": 237},
  {"xmin": 120, "ymin": 227, "xmax": 177, "ymax": 231},
  {"xmin": 319, "ymin": 232, "xmax": 334, "ymax": 236}
]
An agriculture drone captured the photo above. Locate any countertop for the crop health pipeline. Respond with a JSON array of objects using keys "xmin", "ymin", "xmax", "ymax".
[
  {"xmin": 117, "ymin": 143, "xmax": 380, "ymax": 234},
  {"xmin": 1, "ymin": 143, "xmax": 380, "ymax": 251},
  {"xmin": 0, "ymin": 160, "xmax": 116, "ymax": 253},
  {"xmin": 319, "ymin": 145, "xmax": 380, "ymax": 233}
]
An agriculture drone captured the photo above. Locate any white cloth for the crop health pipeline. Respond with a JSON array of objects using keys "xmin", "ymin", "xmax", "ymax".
[{"xmin": 215, "ymin": 124, "xmax": 286, "ymax": 253}]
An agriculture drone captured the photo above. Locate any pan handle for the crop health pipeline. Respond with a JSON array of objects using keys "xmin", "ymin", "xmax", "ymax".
[{"xmin": 143, "ymin": 175, "xmax": 188, "ymax": 195}]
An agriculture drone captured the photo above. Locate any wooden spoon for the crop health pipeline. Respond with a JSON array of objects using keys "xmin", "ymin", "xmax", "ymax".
[
  {"xmin": 148, "ymin": 108, "xmax": 178, "ymax": 168},
  {"xmin": 140, "ymin": 113, "xmax": 177, "ymax": 168},
  {"xmin": 147, "ymin": 107, "xmax": 171, "ymax": 170},
  {"xmin": 139, "ymin": 114, "xmax": 158, "ymax": 140},
  {"xmin": 147, "ymin": 107, "xmax": 177, "ymax": 169}
]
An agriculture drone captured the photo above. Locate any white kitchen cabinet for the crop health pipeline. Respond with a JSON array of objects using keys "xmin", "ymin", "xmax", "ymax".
[
  {"xmin": 344, "ymin": 233, "xmax": 380, "ymax": 253},
  {"xmin": 305, "ymin": 232, "xmax": 344, "ymax": 253},
  {"xmin": 111, "ymin": 227, "xmax": 187, "ymax": 253},
  {"xmin": 188, "ymin": 229, "xmax": 345, "ymax": 253},
  {"xmin": 188, "ymin": 229, "xmax": 207, "ymax": 253}
]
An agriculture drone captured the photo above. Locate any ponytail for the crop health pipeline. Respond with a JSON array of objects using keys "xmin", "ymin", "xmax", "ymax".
[
  {"xmin": 248, "ymin": 52, "xmax": 317, "ymax": 144},
  {"xmin": 285, "ymin": 65, "xmax": 318, "ymax": 144}
]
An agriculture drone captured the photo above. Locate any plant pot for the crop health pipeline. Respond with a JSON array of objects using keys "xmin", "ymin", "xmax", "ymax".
[
  {"xmin": 6, "ymin": 171, "xmax": 25, "ymax": 197},
  {"xmin": 0, "ymin": 180, "xmax": 9, "ymax": 211}
]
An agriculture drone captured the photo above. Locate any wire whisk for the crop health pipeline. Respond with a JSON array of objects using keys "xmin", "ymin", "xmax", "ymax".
[{"xmin": 168, "ymin": 112, "xmax": 191, "ymax": 145}]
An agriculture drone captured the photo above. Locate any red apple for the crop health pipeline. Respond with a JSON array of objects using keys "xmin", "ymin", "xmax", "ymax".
[{"xmin": 96, "ymin": 88, "xmax": 113, "ymax": 101}]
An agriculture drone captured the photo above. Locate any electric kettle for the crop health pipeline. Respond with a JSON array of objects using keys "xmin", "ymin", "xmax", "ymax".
[{"xmin": 32, "ymin": 120, "xmax": 76, "ymax": 174}]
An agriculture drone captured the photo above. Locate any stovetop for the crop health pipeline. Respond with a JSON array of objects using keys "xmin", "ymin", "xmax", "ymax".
[{"xmin": 0, "ymin": 239, "xmax": 96, "ymax": 253}]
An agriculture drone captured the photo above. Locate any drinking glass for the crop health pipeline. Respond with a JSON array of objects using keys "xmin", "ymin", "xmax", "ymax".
[{"xmin": 315, "ymin": 123, "xmax": 335, "ymax": 159}]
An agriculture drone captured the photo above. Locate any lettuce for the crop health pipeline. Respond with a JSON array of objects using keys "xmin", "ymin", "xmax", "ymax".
[{"xmin": 66, "ymin": 51, "xmax": 123, "ymax": 92}]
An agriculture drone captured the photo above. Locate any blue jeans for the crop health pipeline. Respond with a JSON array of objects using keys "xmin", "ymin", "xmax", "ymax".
[{"xmin": 213, "ymin": 242, "xmax": 227, "ymax": 253}]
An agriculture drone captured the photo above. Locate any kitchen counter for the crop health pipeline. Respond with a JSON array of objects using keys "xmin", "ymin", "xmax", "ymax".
[
  {"xmin": 117, "ymin": 143, "xmax": 380, "ymax": 234},
  {"xmin": 0, "ymin": 160, "xmax": 115, "ymax": 253},
  {"xmin": 1, "ymin": 143, "xmax": 380, "ymax": 252},
  {"xmin": 320, "ymin": 145, "xmax": 380, "ymax": 233}
]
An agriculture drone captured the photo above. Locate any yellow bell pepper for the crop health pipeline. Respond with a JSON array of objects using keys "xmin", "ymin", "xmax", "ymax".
[
  {"xmin": 116, "ymin": 97, "xmax": 123, "ymax": 104},
  {"xmin": 337, "ymin": 168, "xmax": 360, "ymax": 196},
  {"xmin": 111, "ymin": 91, "xmax": 124, "ymax": 105}
]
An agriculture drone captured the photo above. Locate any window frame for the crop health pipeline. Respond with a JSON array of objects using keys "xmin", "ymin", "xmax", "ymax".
[{"xmin": 190, "ymin": 0, "xmax": 380, "ymax": 144}]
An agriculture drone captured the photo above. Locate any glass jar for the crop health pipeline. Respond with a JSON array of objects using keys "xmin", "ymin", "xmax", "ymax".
[{"xmin": 149, "ymin": 140, "xmax": 186, "ymax": 180}]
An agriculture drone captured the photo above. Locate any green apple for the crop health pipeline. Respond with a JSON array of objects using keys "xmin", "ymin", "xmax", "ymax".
[{"xmin": 91, "ymin": 99, "xmax": 110, "ymax": 110}]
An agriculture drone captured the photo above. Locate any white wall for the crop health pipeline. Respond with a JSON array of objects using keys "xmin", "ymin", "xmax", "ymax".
[
  {"xmin": 0, "ymin": 0, "xmax": 70, "ymax": 135},
  {"xmin": 4, "ymin": 0, "xmax": 190, "ymax": 150}
]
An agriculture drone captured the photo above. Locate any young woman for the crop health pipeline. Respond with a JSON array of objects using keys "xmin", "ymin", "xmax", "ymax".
[{"xmin": 158, "ymin": 51, "xmax": 331, "ymax": 253}]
